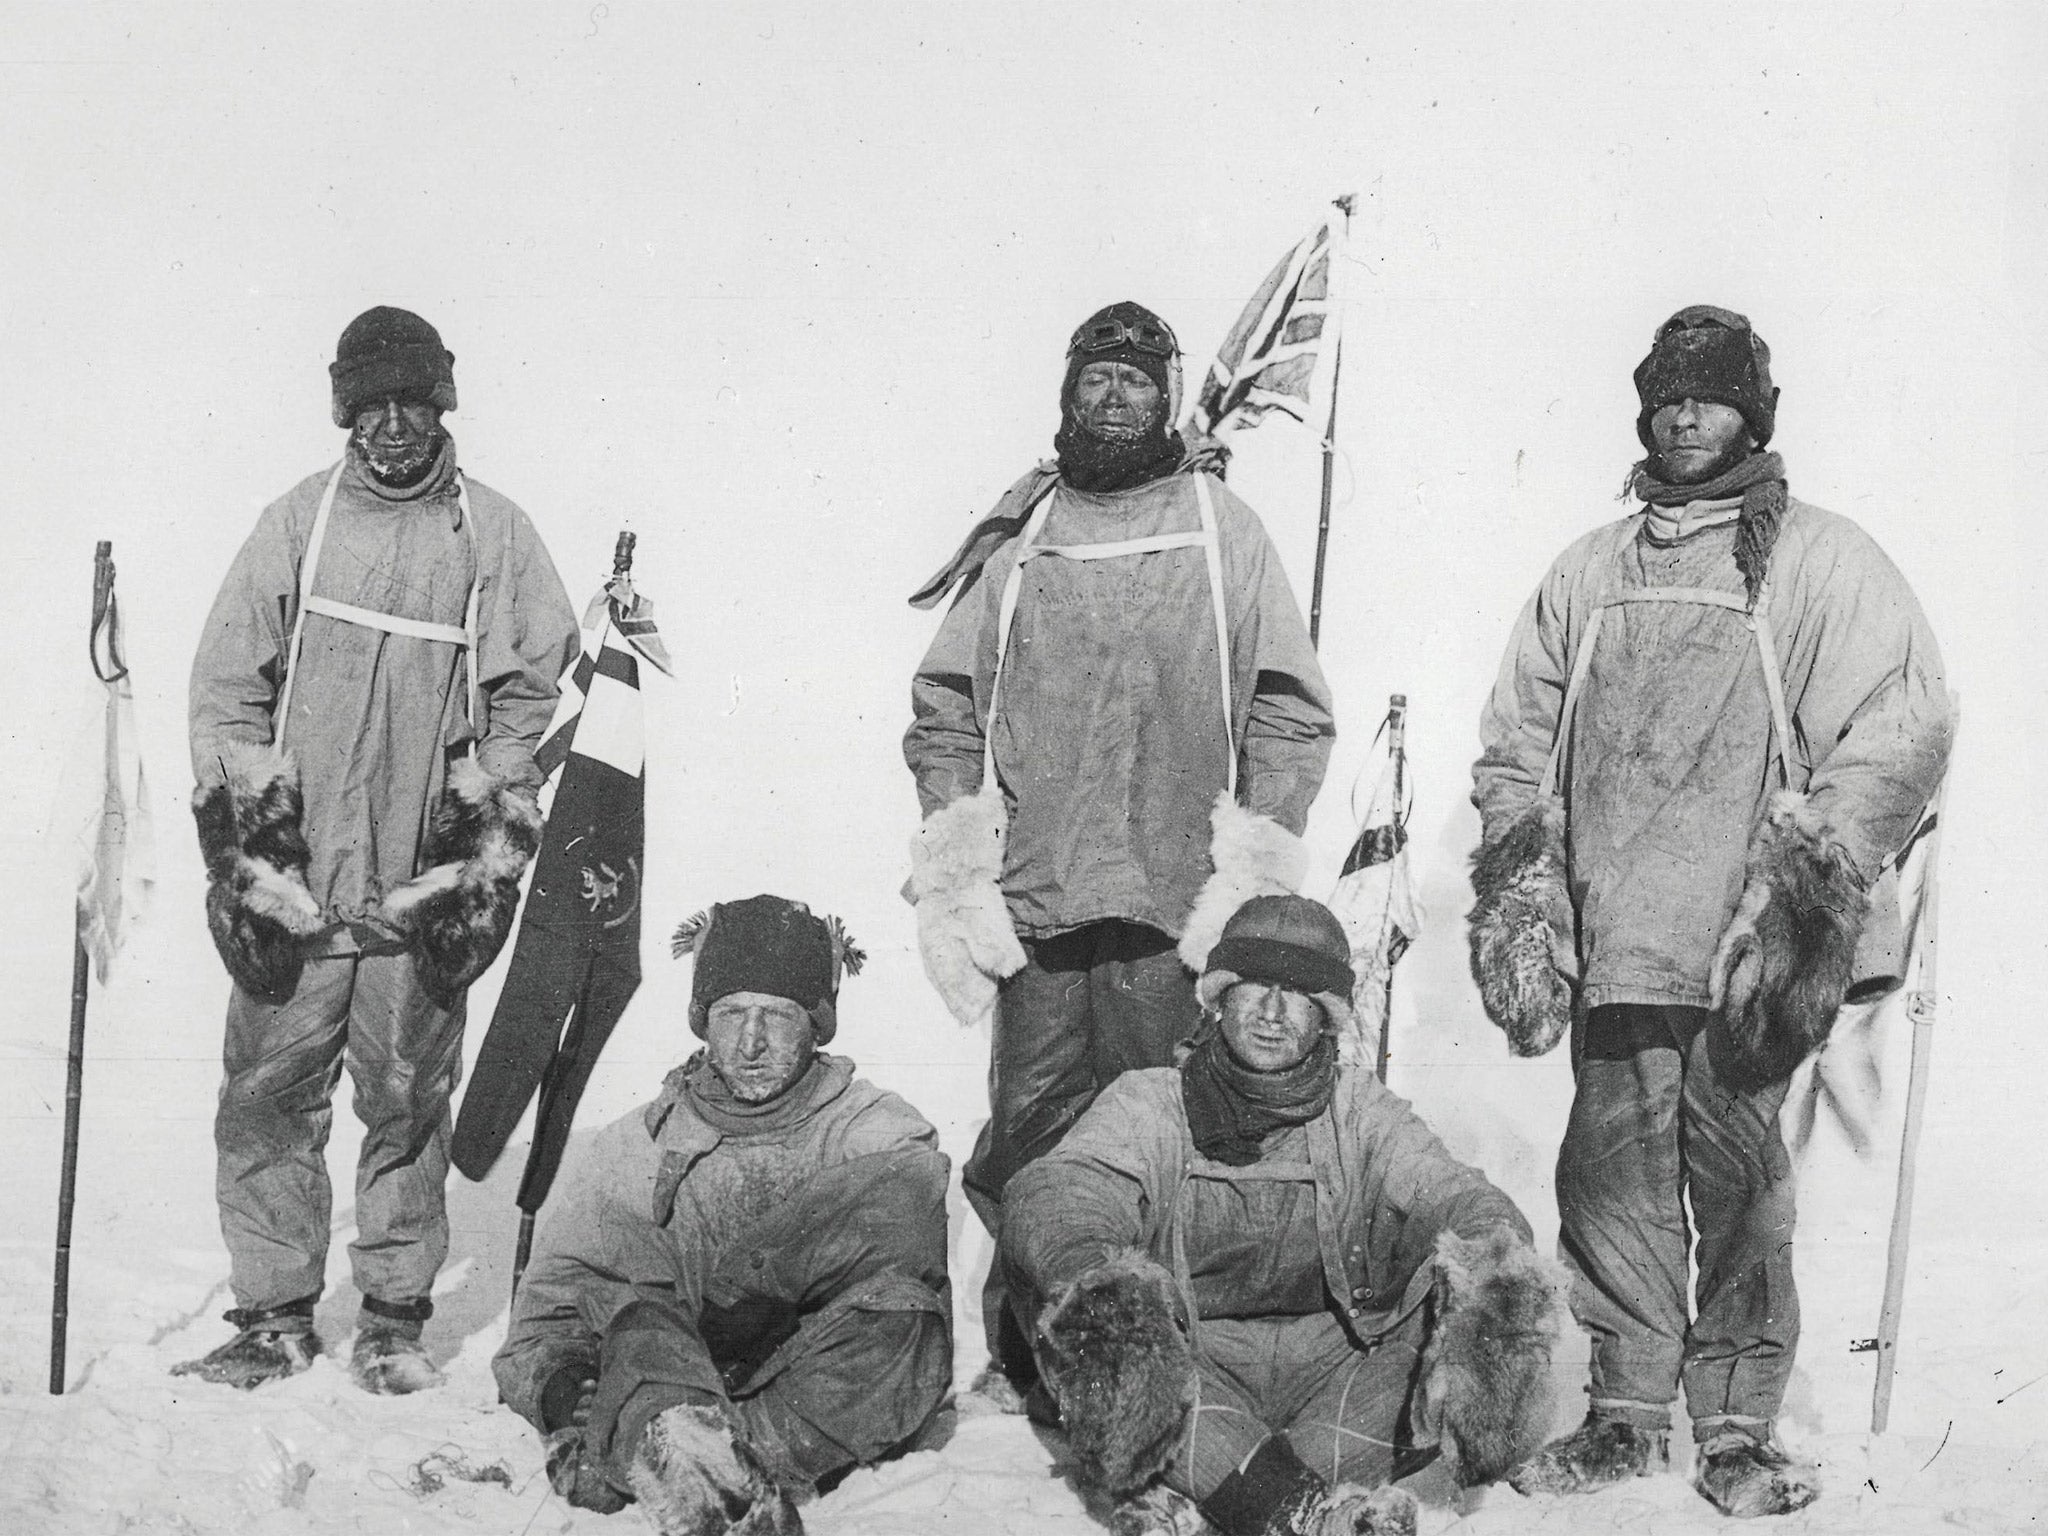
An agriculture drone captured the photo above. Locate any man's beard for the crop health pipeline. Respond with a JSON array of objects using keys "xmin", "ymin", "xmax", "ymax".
[
  {"xmin": 1651, "ymin": 434, "xmax": 1752, "ymax": 486},
  {"xmin": 1054, "ymin": 410, "xmax": 1184, "ymax": 494},
  {"xmin": 354, "ymin": 425, "xmax": 445, "ymax": 486}
]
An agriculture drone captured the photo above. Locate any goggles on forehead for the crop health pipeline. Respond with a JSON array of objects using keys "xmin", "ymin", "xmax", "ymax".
[{"xmin": 1068, "ymin": 313, "xmax": 1179, "ymax": 359}]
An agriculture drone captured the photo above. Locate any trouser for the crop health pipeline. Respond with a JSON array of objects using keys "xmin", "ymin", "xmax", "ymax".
[
  {"xmin": 1172, "ymin": 1308, "xmax": 1434, "ymax": 1504},
  {"xmin": 589, "ymin": 1147, "xmax": 953, "ymax": 1497},
  {"xmin": 962, "ymin": 920, "xmax": 1198, "ymax": 1373},
  {"xmin": 1557, "ymin": 1003, "xmax": 1798, "ymax": 1438},
  {"xmin": 215, "ymin": 951, "xmax": 463, "ymax": 1313}
]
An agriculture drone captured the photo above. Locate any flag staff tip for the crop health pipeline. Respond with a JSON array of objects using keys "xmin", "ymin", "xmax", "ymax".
[
  {"xmin": 612, "ymin": 531, "xmax": 636, "ymax": 575},
  {"xmin": 1333, "ymin": 192, "xmax": 1357, "ymax": 218}
]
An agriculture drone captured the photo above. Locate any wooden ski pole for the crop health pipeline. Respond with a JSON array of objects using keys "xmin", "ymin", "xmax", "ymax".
[
  {"xmin": 1307, "ymin": 195, "xmax": 1353, "ymax": 651},
  {"xmin": 53, "ymin": 541, "xmax": 116, "ymax": 1394},
  {"xmin": 1871, "ymin": 785, "xmax": 1948, "ymax": 1434},
  {"xmin": 1375, "ymin": 694, "xmax": 1407, "ymax": 1084}
]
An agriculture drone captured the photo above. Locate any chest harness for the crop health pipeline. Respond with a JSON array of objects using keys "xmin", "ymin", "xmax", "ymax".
[
  {"xmin": 986, "ymin": 473, "xmax": 1238, "ymax": 794},
  {"xmin": 274, "ymin": 459, "xmax": 482, "ymax": 756}
]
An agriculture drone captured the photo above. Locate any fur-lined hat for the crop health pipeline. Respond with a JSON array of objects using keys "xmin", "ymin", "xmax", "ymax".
[
  {"xmin": 671, "ymin": 894, "xmax": 863, "ymax": 1044},
  {"xmin": 1633, "ymin": 305, "xmax": 1777, "ymax": 450},
  {"xmin": 1194, "ymin": 893, "xmax": 1357, "ymax": 1038},
  {"xmin": 330, "ymin": 306, "xmax": 458, "ymax": 427}
]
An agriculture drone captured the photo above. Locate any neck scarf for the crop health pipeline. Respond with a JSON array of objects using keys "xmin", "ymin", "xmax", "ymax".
[
  {"xmin": 1179, "ymin": 1027, "xmax": 1337, "ymax": 1167},
  {"xmin": 1626, "ymin": 449, "xmax": 1787, "ymax": 608},
  {"xmin": 680, "ymin": 1051, "xmax": 836, "ymax": 1138}
]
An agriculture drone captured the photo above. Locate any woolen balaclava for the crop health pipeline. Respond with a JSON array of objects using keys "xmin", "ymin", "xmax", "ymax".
[
  {"xmin": 1181, "ymin": 895, "xmax": 1354, "ymax": 1166},
  {"xmin": 1628, "ymin": 305, "xmax": 1788, "ymax": 607},
  {"xmin": 1054, "ymin": 300, "xmax": 1188, "ymax": 493},
  {"xmin": 330, "ymin": 306, "xmax": 458, "ymax": 427},
  {"xmin": 671, "ymin": 894, "xmax": 862, "ymax": 1044}
]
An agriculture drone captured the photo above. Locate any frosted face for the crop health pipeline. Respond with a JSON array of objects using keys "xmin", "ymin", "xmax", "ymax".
[
  {"xmin": 704, "ymin": 991, "xmax": 816, "ymax": 1103},
  {"xmin": 1218, "ymin": 980, "xmax": 1326, "ymax": 1073},
  {"xmin": 1648, "ymin": 397, "xmax": 1753, "ymax": 485}
]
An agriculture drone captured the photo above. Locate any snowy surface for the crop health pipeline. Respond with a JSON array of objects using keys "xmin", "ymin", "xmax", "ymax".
[{"xmin": 3, "ymin": 5, "xmax": 2046, "ymax": 1534}]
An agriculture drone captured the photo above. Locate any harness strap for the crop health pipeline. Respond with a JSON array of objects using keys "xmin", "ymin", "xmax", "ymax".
[
  {"xmin": 1539, "ymin": 580, "xmax": 1792, "ymax": 801},
  {"xmin": 275, "ymin": 461, "xmax": 482, "ymax": 757},
  {"xmin": 986, "ymin": 476, "xmax": 1238, "ymax": 795}
]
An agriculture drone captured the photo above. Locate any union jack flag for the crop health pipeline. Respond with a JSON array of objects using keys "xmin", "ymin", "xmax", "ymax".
[{"xmin": 1183, "ymin": 196, "xmax": 1351, "ymax": 440}]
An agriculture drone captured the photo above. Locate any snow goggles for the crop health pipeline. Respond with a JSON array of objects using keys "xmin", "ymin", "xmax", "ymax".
[{"xmin": 1068, "ymin": 313, "xmax": 1179, "ymax": 359}]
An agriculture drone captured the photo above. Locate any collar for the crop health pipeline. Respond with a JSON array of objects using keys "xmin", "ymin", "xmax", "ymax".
[{"xmin": 1642, "ymin": 495, "xmax": 1743, "ymax": 546}]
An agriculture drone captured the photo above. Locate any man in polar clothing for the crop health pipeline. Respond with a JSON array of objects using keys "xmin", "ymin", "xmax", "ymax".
[
  {"xmin": 1467, "ymin": 306, "xmax": 1953, "ymax": 1517},
  {"xmin": 904, "ymin": 301, "xmax": 1334, "ymax": 1390},
  {"xmin": 1003, "ymin": 895, "xmax": 1560, "ymax": 1536},
  {"xmin": 494, "ymin": 895, "xmax": 952, "ymax": 1536},
  {"xmin": 175, "ymin": 307, "xmax": 579, "ymax": 1394}
]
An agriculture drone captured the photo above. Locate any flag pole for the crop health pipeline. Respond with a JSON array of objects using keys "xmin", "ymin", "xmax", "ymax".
[
  {"xmin": 52, "ymin": 541, "xmax": 116, "ymax": 1393},
  {"xmin": 1871, "ymin": 781, "xmax": 1949, "ymax": 1433},
  {"xmin": 1374, "ymin": 693, "xmax": 1406, "ymax": 1084},
  {"xmin": 1307, "ymin": 194, "xmax": 1354, "ymax": 651}
]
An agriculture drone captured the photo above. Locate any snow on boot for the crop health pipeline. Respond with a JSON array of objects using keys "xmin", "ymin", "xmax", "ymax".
[
  {"xmin": 171, "ymin": 1306, "xmax": 321, "ymax": 1390},
  {"xmin": 1300, "ymin": 1483, "xmax": 1418, "ymax": 1536},
  {"xmin": 1108, "ymin": 1482, "xmax": 1212, "ymax": 1536},
  {"xmin": 350, "ymin": 1321, "xmax": 445, "ymax": 1395},
  {"xmin": 628, "ymin": 1402, "xmax": 803, "ymax": 1536},
  {"xmin": 1507, "ymin": 1412, "xmax": 1669, "ymax": 1496},
  {"xmin": 1692, "ymin": 1427, "xmax": 1820, "ymax": 1518}
]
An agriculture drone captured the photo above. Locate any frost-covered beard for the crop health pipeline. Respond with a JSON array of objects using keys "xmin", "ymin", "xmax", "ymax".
[
  {"xmin": 1054, "ymin": 407, "xmax": 1185, "ymax": 494},
  {"xmin": 352, "ymin": 422, "xmax": 446, "ymax": 487}
]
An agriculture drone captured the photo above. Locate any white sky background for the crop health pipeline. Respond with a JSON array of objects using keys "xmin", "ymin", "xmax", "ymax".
[{"xmin": 1, "ymin": 0, "xmax": 2044, "ymax": 1449}]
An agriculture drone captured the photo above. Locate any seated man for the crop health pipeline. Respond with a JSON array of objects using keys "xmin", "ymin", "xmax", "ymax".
[
  {"xmin": 1004, "ymin": 896, "xmax": 1561, "ymax": 1536},
  {"xmin": 494, "ymin": 895, "xmax": 952, "ymax": 1535}
]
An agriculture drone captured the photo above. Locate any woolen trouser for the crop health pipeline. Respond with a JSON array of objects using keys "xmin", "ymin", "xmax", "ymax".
[
  {"xmin": 1557, "ymin": 1003, "xmax": 1798, "ymax": 1437},
  {"xmin": 962, "ymin": 919, "xmax": 1199, "ymax": 1372},
  {"xmin": 214, "ymin": 951, "xmax": 463, "ymax": 1313},
  {"xmin": 586, "ymin": 1147, "xmax": 953, "ymax": 1496},
  {"xmin": 1173, "ymin": 1308, "xmax": 1433, "ymax": 1502}
]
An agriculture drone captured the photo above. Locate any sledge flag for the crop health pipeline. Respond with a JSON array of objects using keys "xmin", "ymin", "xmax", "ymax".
[
  {"xmin": 1326, "ymin": 696, "xmax": 1419, "ymax": 1078},
  {"xmin": 1182, "ymin": 197, "xmax": 1350, "ymax": 442},
  {"xmin": 451, "ymin": 537, "xmax": 669, "ymax": 1215}
]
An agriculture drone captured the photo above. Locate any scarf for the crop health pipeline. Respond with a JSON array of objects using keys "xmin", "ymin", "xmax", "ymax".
[
  {"xmin": 1625, "ymin": 449, "xmax": 1787, "ymax": 608},
  {"xmin": 678, "ymin": 1051, "xmax": 838, "ymax": 1138},
  {"xmin": 1179, "ymin": 1027, "xmax": 1337, "ymax": 1167}
]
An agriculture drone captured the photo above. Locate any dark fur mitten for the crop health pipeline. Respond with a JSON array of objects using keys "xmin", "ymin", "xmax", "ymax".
[
  {"xmin": 1420, "ymin": 1227, "xmax": 1564, "ymax": 1488},
  {"xmin": 191, "ymin": 745, "xmax": 325, "ymax": 1000},
  {"xmin": 1467, "ymin": 801, "xmax": 1576, "ymax": 1056},
  {"xmin": 1709, "ymin": 791, "xmax": 1868, "ymax": 1091},
  {"xmin": 1034, "ymin": 1251, "xmax": 1195, "ymax": 1499},
  {"xmin": 376, "ymin": 757, "xmax": 543, "ymax": 1007}
]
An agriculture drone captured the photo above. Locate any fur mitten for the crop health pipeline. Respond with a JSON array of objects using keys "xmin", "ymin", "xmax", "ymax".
[
  {"xmin": 1177, "ymin": 791, "xmax": 1309, "ymax": 972},
  {"xmin": 1466, "ymin": 801, "xmax": 1576, "ymax": 1057},
  {"xmin": 909, "ymin": 785, "xmax": 1026, "ymax": 1028},
  {"xmin": 1709, "ymin": 791, "xmax": 1868, "ymax": 1091},
  {"xmin": 1418, "ymin": 1227, "xmax": 1565, "ymax": 1488},
  {"xmin": 627, "ymin": 1402, "xmax": 802, "ymax": 1536},
  {"xmin": 544, "ymin": 1427, "xmax": 629, "ymax": 1514},
  {"xmin": 191, "ymin": 744, "xmax": 326, "ymax": 1000},
  {"xmin": 1308, "ymin": 1484, "xmax": 1418, "ymax": 1536},
  {"xmin": 375, "ymin": 757, "xmax": 543, "ymax": 1008},
  {"xmin": 1034, "ymin": 1251, "xmax": 1196, "ymax": 1499}
]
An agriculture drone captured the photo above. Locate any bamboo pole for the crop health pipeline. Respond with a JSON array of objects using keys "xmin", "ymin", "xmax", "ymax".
[{"xmin": 1375, "ymin": 695, "xmax": 1407, "ymax": 1084}]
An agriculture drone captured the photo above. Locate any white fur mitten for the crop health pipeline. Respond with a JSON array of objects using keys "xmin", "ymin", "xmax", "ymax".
[
  {"xmin": 908, "ymin": 785, "xmax": 1026, "ymax": 1028},
  {"xmin": 1176, "ymin": 790, "xmax": 1309, "ymax": 972}
]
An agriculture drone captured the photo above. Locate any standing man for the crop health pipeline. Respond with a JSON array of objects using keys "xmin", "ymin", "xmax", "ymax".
[
  {"xmin": 904, "ymin": 302, "xmax": 1334, "ymax": 1394},
  {"xmin": 176, "ymin": 307, "xmax": 579, "ymax": 1393},
  {"xmin": 1468, "ymin": 306, "xmax": 1952, "ymax": 1517}
]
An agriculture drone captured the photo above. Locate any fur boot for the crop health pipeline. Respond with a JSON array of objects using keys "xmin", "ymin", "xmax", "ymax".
[
  {"xmin": 909, "ymin": 785, "xmax": 1027, "ymax": 1028},
  {"xmin": 627, "ymin": 1402, "xmax": 803, "ymax": 1536},
  {"xmin": 1419, "ymin": 1229, "xmax": 1565, "ymax": 1487},
  {"xmin": 1306, "ymin": 1484, "xmax": 1418, "ymax": 1536},
  {"xmin": 191, "ymin": 743, "xmax": 325, "ymax": 1000},
  {"xmin": 1177, "ymin": 791, "xmax": 1309, "ymax": 972},
  {"xmin": 1692, "ymin": 1425, "xmax": 1820, "ymax": 1518},
  {"xmin": 1709, "ymin": 791, "xmax": 1867, "ymax": 1091},
  {"xmin": 374, "ymin": 757, "xmax": 543, "ymax": 1008},
  {"xmin": 1035, "ymin": 1251, "xmax": 1196, "ymax": 1499},
  {"xmin": 1508, "ymin": 1412, "xmax": 1669, "ymax": 1497},
  {"xmin": 1466, "ymin": 801, "xmax": 1575, "ymax": 1057}
]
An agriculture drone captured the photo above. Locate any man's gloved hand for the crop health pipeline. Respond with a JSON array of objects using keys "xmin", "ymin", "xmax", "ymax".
[{"xmin": 543, "ymin": 1425, "xmax": 628, "ymax": 1513}]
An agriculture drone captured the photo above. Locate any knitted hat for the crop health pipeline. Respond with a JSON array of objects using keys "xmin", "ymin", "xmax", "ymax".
[
  {"xmin": 330, "ymin": 306, "xmax": 458, "ymax": 428},
  {"xmin": 1063, "ymin": 300, "xmax": 1183, "ymax": 425},
  {"xmin": 1194, "ymin": 894, "xmax": 1357, "ymax": 1036},
  {"xmin": 1633, "ymin": 305, "xmax": 1777, "ymax": 450},
  {"xmin": 671, "ymin": 894, "xmax": 864, "ymax": 1044}
]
